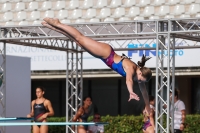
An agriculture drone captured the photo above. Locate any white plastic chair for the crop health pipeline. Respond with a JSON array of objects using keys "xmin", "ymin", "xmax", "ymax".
[
  {"xmin": 164, "ymin": 15, "xmax": 175, "ymax": 19},
  {"xmin": 95, "ymin": 0, "xmax": 107, "ymax": 8},
  {"xmin": 151, "ymin": 0, "xmax": 165, "ymax": 6},
  {"xmin": 12, "ymin": 0, "xmax": 19, "ymax": 1},
  {"xmin": 89, "ymin": 18, "xmax": 100, "ymax": 22},
  {"xmin": 41, "ymin": 1, "xmax": 52, "ymax": 10},
  {"xmin": 75, "ymin": 19, "xmax": 86, "ymax": 23},
  {"xmin": 32, "ymin": 20, "xmax": 42, "ymax": 25},
  {"xmin": 57, "ymin": 10, "xmax": 68, "ymax": 19},
  {"xmin": 70, "ymin": 9, "xmax": 82, "ymax": 19},
  {"xmin": 18, "ymin": 21, "xmax": 29, "ymax": 25},
  {"xmin": 166, "ymin": 0, "xmax": 180, "ymax": 5},
  {"xmin": 134, "ymin": 16, "xmax": 144, "ymax": 20},
  {"xmin": 15, "ymin": 2, "xmax": 25, "ymax": 11},
  {"xmin": 111, "ymin": 7, "xmax": 125, "ymax": 18},
  {"xmin": 16, "ymin": 11, "xmax": 27, "ymax": 21},
  {"xmin": 136, "ymin": 0, "xmax": 150, "ymax": 7},
  {"xmin": 149, "ymin": 16, "xmax": 159, "ymax": 20},
  {"xmin": 54, "ymin": 1, "xmax": 66, "ymax": 10},
  {"xmin": 141, "ymin": 6, "xmax": 155, "ymax": 17},
  {"xmin": 84, "ymin": 9, "xmax": 97, "ymax": 19},
  {"xmin": 187, "ymin": 4, "xmax": 200, "ymax": 15},
  {"xmin": 3, "ymin": 12, "xmax": 13, "ymax": 21},
  {"xmin": 122, "ymin": 0, "xmax": 136, "ymax": 7},
  {"xmin": 10, "ymin": 0, "xmax": 24, "ymax": 3},
  {"xmin": 5, "ymin": 21, "xmax": 15, "ymax": 26},
  {"xmin": 104, "ymin": 18, "xmax": 115, "ymax": 22},
  {"xmin": 125, "ymin": 7, "xmax": 140, "ymax": 17},
  {"xmin": 81, "ymin": 0, "xmax": 93, "ymax": 9},
  {"xmin": 181, "ymin": 0, "xmax": 195, "ymax": 4},
  {"xmin": 195, "ymin": 13, "xmax": 200, "ymax": 17},
  {"xmin": 44, "ymin": 10, "xmax": 54, "ymax": 18},
  {"xmin": 22, "ymin": 0, "xmax": 32, "ymax": 2},
  {"xmin": 156, "ymin": 6, "xmax": 170, "ymax": 16},
  {"xmin": 68, "ymin": 0, "xmax": 79, "ymax": 9},
  {"xmin": 109, "ymin": 0, "xmax": 122, "ymax": 8},
  {"xmin": 97, "ymin": 8, "xmax": 111, "ymax": 18},
  {"xmin": 195, "ymin": 0, "xmax": 200, "ymax": 3},
  {"xmin": 118, "ymin": 17, "xmax": 131, "ymax": 21},
  {"xmin": 28, "ymin": 2, "xmax": 39, "ymax": 11},
  {"xmin": 30, "ymin": 11, "xmax": 40, "ymax": 20},
  {"xmin": 2, "ymin": 3, "xmax": 12, "ymax": 12},
  {"xmin": 0, "ymin": 0, "xmax": 9, "ymax": 3},
  {"xmin": 60, "ymin": 19, "xmax": 71, "ymax": 24},
  {"xmin": 180, "ymin": 14, "xmax": 190, "ymax": 18},
  {"xmin": 171, "ymin": 5, "xmax": 185, "ymax": 15}
]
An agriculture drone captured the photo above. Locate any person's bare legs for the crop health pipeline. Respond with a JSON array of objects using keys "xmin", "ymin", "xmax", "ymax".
[
  {"xmin": 42, "ymin": 18, "xmax": 111, "ymax": 59},
  {"xmin": 78, "ymin": 126, "xmax": 87, "ymax": 133},
  {"xmin": 39, "ymin": 125, "xmax": 48, "ymax": 133},
  {"xmin": 41, "ymin": 21, "xmax": 82, "ymax": 46},
  {"xmin": 32, "ymin": 125, "xmax": 40, "ymax": 133},
  {"xmin": 146, "ymin": 126, "xmax": 154, "ymax": 133}
]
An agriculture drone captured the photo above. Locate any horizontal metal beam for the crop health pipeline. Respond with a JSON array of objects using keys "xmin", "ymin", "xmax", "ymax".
[
  {"xmin": 31, "ymin": 68, "xmax": 200, "ymax": 79},
  {"xmin": 0, "ymin": 19, "xmax": 200, "ymax": 51},
  {"xmin": 172, "ymin": 34, "xmax": 200, "ymax": 42},
  {"xmin": 5, "ymin": 40, "xmax": 80, "ymax": 52}
]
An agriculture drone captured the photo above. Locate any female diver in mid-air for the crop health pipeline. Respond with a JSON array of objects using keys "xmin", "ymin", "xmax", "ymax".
[{"xmin": 41, "ymin": 18, "xmax": 152, "ymax": 112}]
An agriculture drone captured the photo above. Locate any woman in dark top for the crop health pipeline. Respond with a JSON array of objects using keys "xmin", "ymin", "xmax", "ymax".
[
  {"xmin": 27, "ymin": 87, "xmax": 54, "ymax": 133},
  {"xmin": 72, "ymin": 96, "xmax": 92, "ymax": 133}
]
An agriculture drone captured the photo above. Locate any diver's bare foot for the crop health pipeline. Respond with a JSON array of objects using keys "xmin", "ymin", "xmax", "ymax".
[
  {"xmin": 41, "ymin": 21, "xmax": 78, "ymax": 44},
  {"xmin": 43, "ymin": 17, "xmax": 61, "ymax": 27}
]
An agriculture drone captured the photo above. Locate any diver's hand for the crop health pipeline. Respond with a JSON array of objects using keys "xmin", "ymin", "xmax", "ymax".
[
  {"xmin": 42, "ymin": 113, "xmax": 49, "ymax": 119},
  {"xmin": 128, "ymin": 92, "xmax": 140, "ymax": 101},
  {"xmin": 143, "ymin": 107, "xmax": 151, "ymax": 117},
  {"xmin": 27, "ymin": 114, "xmax": 32, "ymax": 118}
]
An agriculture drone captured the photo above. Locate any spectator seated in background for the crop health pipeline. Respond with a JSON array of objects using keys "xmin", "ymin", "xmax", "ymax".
[{"xmin": 88, "ymin": 113, "xmax": 104, "ymax": 133}]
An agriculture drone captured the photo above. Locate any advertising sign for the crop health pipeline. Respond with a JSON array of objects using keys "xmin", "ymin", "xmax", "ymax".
[{"xmin": 3, "ymin": 39, "xmax": 199, "ymax": 70}]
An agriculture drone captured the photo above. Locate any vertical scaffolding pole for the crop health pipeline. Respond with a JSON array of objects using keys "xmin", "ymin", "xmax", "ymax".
[
  {"xmin": 156, "ymin": 19, "xmax": 176, "ymax": 133},
  {"xmin": 71, "ymin": 41, "xmax": 75, "ymax": 133},
  {"xmin": 166, "ymin": 20, "xmax": 171, "ymax": 133},
  {"xmin": 66, "ymin": 40, "xmax": 83, "ymax": 133},
  {"xmin": 160, "ymin": 21, "xmax": 165, "ymax": 133},
  {"xmin": 0, "ymin": 41, "xmax": 6, "ymax": 133},
  {"xmin": 66, "ymin": 40, "xmax": 69, "ymax": 133},
  {"xmin": 155, "ymin": 21, "xmax": 159, "ymax": 133},
  {"xmin": 170, "ymin": 35, "xmax": 175, "ymax": 133},
  {"xmin": 170, "ymin": 20, "xmax": 177, "ymax": 133},
  {"xmin": 79, "ymin": 50, "xmax": 83, "ymax": 108},
  {"xmin": 156, "ymin": 21, "xmax": 167, "ymax": 133}
]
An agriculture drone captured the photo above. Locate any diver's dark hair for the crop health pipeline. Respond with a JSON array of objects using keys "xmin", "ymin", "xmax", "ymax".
[
  {"xmin": 83, "ymin": 96, "xmax": 92, "ymax": 101},
  {"xmin": 149, "ymin": 95, "xmax": 155, "ymax": 102},
  {"xmin": 137, "ymin": 54, "xmax": 152, "ymax": 81},
  {"xmin": 137, "ymin": 54, "xmax": 152, "ymax": 68},
  {"xmin": 36, "ymin": 86, "xmax": 45, "ymax": 92}
]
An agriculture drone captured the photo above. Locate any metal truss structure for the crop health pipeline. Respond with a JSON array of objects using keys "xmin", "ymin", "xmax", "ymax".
[{"xmin": 0, "ymin": 18, "xmax": 200, "ymax": 133}]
